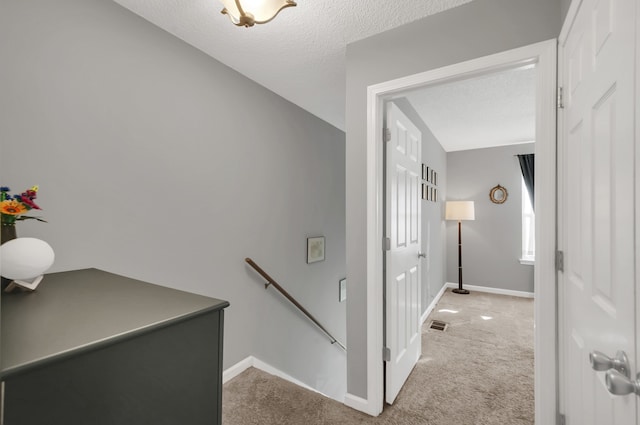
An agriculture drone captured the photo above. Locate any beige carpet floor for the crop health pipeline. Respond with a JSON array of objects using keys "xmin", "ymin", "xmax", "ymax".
[{"xmin": 222, "ymin": 289, "xmax": 534, "ymax": 425}]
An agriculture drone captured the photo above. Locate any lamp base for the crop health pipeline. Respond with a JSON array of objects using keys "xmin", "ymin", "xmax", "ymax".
[
  {"xmin": 452, "ymin": 288, "xmax": 470, "ymax": 295},
  {"xmin": 4, "ymin": 275, "xmax": 44, "ymax": 293}
]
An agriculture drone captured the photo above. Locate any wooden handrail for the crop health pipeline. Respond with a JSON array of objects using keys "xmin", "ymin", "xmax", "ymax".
[{"xmin": 245, "ymin": 258, "xmax": 346, "ymax": 351}]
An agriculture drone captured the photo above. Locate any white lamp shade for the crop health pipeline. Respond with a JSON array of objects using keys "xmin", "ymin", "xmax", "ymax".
[
  {"xmin": 221, "ymin": 0, "xmax": 295, "ymax": 25},
  {"xmin": 0, "ymin": 237, "xmax": 55, "ymax": 280},
  {"xmin": 445, "ymin": 201, "xmax": 475, "ymax": 221}
]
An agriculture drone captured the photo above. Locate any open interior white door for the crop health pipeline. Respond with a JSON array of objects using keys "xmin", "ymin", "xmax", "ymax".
[
  {"xmin": 384, "ymin": 102, "xmax": 422, "ymax": 405},
  {"xmin": 559, "ymin": 0, "xmax": 638, "ymax": 423}
]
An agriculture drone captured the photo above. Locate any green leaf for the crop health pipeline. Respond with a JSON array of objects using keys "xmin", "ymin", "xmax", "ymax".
[{"xmin": 15, "ymin": 216, "xmax": 48, "ymax": 223}]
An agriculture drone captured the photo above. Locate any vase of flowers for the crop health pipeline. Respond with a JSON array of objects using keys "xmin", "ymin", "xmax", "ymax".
[
  {"xmin": 0, "ymin": 186, "xmax": 46, "ymax": 244},
  {"xmin": 1, "ymin": 186, "xmax": 46, "ymax": 290}
]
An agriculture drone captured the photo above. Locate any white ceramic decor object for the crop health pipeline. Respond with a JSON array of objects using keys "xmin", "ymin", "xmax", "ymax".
[{"xmin": 1, "ymin": 237, "xmax": 55, "ymax": 290}]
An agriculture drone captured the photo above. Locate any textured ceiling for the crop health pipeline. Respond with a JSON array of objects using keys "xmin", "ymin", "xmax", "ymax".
[
  {"xmin": 112, "ymin": 0, "xmax": 474, "ymax": 130},
  {"xmin": 403, "ymin": 65, "xmax": 536, "ymax": 152}
]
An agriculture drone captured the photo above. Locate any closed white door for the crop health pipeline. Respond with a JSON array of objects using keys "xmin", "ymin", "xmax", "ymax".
[
  {"xmin": 384, "ymin": 102, "xmax": 422, "ymax": 404},
  {"xmin": 559, "ymin": 0, "xmax": 637, "ymax": 423}
]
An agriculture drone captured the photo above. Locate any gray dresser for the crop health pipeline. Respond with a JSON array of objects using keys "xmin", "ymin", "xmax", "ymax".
[{"xmin": 1, "ymin": 268, "xmax": 229, "ymax": 425}]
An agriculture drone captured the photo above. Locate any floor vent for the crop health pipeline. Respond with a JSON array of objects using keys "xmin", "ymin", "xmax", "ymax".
[{"xmin": 429, "ymin": 320, "xmax": 448, "ymax": 331}]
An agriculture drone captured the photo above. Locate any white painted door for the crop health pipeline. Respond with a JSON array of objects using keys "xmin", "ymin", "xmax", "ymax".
[
  {"xmin": 559, "ymin": 0, "xmax": 637, "ymax": 423},
  {"xmin": 384, "ymin": 102, "xmax": 422, "ymax": 404}
]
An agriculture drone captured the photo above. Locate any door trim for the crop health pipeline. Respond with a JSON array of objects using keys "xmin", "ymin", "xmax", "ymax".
[
  {"xmin": 636, "ymin": 1, "xmax": 640, "ymax": 420},
  {"xmin": 360, "ymin": 39, "xmax": 557, "ymax": 422}
]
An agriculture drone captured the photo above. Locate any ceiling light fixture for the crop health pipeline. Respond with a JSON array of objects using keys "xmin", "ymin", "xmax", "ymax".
[{"xmin": 220, "ymin": 0, "xmax": 296, "ymax": 27}]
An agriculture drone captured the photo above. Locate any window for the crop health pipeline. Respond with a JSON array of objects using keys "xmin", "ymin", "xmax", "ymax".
[{"xmin": 521, "ymin": 178, "xmax": 535, "ymax": 264}]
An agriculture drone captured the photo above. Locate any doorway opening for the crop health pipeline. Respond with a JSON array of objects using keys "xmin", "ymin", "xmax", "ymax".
[{"xmin": 364, "ymin": 40, "xmax": 557, "ymax": 422}]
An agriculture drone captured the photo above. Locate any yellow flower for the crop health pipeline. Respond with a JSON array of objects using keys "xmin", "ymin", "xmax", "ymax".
[{"xmin": 0, "ymin": 200, "xmax": 28, "ymax": 215}]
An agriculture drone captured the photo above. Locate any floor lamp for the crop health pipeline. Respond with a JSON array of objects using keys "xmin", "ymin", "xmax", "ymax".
[{"xmin": 445, "ymin": 201, "xmax": 475, "ymax": 294}]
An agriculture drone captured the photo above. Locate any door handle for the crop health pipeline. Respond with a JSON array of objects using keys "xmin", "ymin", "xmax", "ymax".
[
  {"xmin": 589, "ymin": 350, "xmax": 630, "ymax": 378},
  {"xmin": 418, "ymin": 252, "xmax": 426, "ymax": 259},
  {"xmin": 605, "ymin": 369, "xmax": 640, "ymax": 396}
]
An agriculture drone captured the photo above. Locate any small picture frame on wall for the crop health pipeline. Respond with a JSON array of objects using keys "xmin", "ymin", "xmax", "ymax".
[
  {"xmin": 422, "ymin": 183, "xmax": 428, "ymax": 200},
  {"xmin": 433, "ymin": 171, "xmax": 438, "ymax": 186},
  {"xmin": 422, "ymin": 164, "xmax": 427, "ymax": 181},
  {"xmin": 425, "ymin": 166, "xmax": 431, "ymax": 183},
  {"xmin": 307, "ymin": 236, "xmax": 325, "ymax": 264},
  {"xmin": 433, "ymin": 188, "xmax": 438, "ymax": 202}
]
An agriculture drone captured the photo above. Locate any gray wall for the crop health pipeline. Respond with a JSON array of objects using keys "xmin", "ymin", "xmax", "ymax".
[
  {"xmin": 392, "ymin": 99, "xmax": 447, "ymax": 312},
  {"xmin": 0, "ymin": 0, "xmax": 347, "ymax": 401},
  {"xmin": 345, "ymin": 0, "xmax": 561, "ymax": 400},
  {"xmin": 561, "ymin": 0, "xmax": 572, "ymax": 24},
  {"xmin": 446, "ymin": 143, "xmax": 534, "ymax": 293}
]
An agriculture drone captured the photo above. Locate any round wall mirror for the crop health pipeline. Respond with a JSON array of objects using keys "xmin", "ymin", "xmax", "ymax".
[{"xmin": 489, "ymin": 185, "xmax": 508, "ymax": 204}]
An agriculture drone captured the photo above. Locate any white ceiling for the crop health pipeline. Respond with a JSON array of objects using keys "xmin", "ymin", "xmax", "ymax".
[
  {"xmin": 403, "ymin": 65, "xmax": 536, "ymax": 152},
  {"xmin": 112, "ymin": 0, "xmax": 474, "ymax": 130}
]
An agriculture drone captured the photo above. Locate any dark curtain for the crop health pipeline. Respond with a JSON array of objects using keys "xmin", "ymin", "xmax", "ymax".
[{"xmin": 517, "ymin": 154, "xmax": 535, "ymax": 211}]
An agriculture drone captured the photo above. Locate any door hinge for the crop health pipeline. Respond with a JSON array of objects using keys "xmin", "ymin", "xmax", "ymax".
[
  {"xmin": 384, "ymin": 128, "xmax": 391, "ymax": 142},
  {"xmin": 383, "ymin": 237, "xmax": 391, "ymax": 251},
  {"xmin": 557, "ymin": 86, "xmax": 564, "ymax": 109},
  {"xmin": 558, "ymin": 413, "xmax": 566, "ymax": 425},
  {"xmin": 383, "ymin": 347, "xmax": 391, "ymax": 362},
  {"xmin": 556, "ymin": 250, "xmax": 564, "ymax": 273}
]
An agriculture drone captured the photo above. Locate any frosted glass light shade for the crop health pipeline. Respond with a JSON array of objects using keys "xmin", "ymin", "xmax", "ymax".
[
  {"xmin": 445, "ymin": 201, "xmax": 475, "ymax": 221},
  {"xmin": 0, "ymin": 237, "xmax": 55, "ymax": 280},
  {"xmin": 220, "ymin": 0, "xmax": 296, "ymax": 27}
]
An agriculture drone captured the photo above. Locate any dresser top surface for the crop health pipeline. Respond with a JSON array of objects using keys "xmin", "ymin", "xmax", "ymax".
[{"xmin": 1, "ymin": 268, "xmax": 228, "ymax": 377}]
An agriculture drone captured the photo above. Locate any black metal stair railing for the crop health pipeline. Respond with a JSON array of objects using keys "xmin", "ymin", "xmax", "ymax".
[{"xmin": 245, "ymin": 258, "xmax": 346, "ymax": 351}]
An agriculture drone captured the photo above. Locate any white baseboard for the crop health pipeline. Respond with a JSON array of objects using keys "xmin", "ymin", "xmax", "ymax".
[
  {"xmin": 421, "ymin": 283, "xmax": 450, "ymax": 324},
  {"xmin": 445, "ymin": 282, "xmax": 534, "ymax": 298},
  {"xmin": 223, "ymin": 355, "xmax": 327, "ymax": 398},
  {"xmin": 344, "ymin": 393, "xmax": 381, "ymax": 417},
  {"xmin": 222, "ymin": 355, "xmax": 254, "ymax": 383}
]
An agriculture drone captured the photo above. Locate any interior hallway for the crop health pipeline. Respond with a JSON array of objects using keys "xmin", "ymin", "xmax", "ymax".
[{"xmin": 222, "ymin": 289, "xmax": 534, "ymax": 425}]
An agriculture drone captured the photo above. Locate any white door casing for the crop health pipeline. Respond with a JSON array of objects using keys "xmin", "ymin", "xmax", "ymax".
[
  {"xmin": 346, "ymin": 41, "xmax": 556, "ymax": 418},
  {"xmin": 384, "ymin": 102, "xmax": 422, "ymax": 405},
  {"xmin": 559, "ymin": 0, "xmax": 637, "ymax": 423}
]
